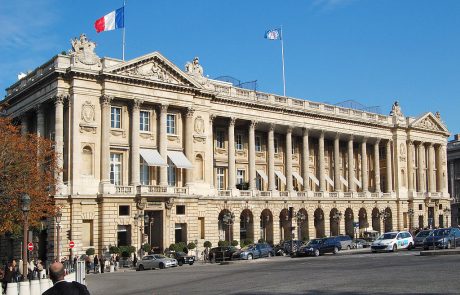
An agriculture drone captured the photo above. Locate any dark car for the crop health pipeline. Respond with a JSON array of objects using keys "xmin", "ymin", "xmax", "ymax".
[
  {"xmin": 413, "ymin": 230, "xmax": 433, "ymax": 249},
  {"xmin": 209, "ymin": 246, "xmax": 238, "ymax": 262},
  {"xmin": 423, "ymin": 227, "xmax": 460, "ymax": 250},
  {"xmin": 165, "ymin": 251, "xmax": 195, "ymax": 266},
  {"xmin": 274, "ymin": 240, "xmax": 304, "ymax": 256},
  {"xmin": 296, "ymin": 237, "xmax": 341, "ymax": 257},
  {"xmin": 232, "ymin": 243, "xmax": 275, "ymax": 260}
]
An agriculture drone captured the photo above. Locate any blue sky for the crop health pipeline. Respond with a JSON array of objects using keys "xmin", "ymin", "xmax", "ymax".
[{"xmin": 1, "ymin": 0, "xmax": 459, "ymax": 136}]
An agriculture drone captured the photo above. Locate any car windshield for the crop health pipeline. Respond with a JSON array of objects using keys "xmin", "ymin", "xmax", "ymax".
[
  {"xmin": 308, "ymin": 239, "xmax": 323, "ymax": 245},
  {"xmin": 176, "ymin": 252, "xmax": 186, "ymax": 256},
  {"xmin": 378, "ymin": 233, "xmax": 397, "ymax": 240},
  {"xmin": 416, "ymin": 231, "xmax": 431, "ymax": 237},
  {"xmin": 433, "ymin": 229, "xmax": 450, "ymax": 236},
  {"xmin": 154, "ymin": 255, "xmax": 166, "ymax": 259},
  {"xmin": 241, "ymin": 245, "xmax": 255, "ymax": 250}
]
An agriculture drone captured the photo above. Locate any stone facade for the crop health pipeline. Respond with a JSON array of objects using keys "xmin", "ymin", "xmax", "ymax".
[
  {"xmin": 0, "ymin": 34, "xmax": 451, "ymax": 261},
  {"xmin": 447, "ymin": 134, "xmax": 460, "ymax": 226}
]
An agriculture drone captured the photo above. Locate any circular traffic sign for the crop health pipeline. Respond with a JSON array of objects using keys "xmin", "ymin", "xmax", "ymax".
[
  {"xmin": 27, "ymin": 242, "xmax": 34, "ymax": 251},
  {"xmin": 69, "ymin": 241, "xmax": 75, "ymax": 249}
]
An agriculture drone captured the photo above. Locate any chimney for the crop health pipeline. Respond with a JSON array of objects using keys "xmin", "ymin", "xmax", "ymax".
[{"xmin": 455, "ymin": 134, "xmax": 460, "ymax": 141}]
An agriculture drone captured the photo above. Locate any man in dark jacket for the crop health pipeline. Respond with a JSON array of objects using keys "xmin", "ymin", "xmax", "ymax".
[{"xmin": 43, "ymin": 262, "xmax": 90, "ymax": 295}]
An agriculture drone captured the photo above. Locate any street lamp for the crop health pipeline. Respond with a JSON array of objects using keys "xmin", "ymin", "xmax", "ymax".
[
  {"xmin": 408, "ymin": 209, "xmax": 414, "ymax": 234},
  {"xmin": 55, "ymin": 208, "xmax": 62, "ymax": 262},
  {"xmin": 21, "ymin": 193, "xmax": 31, "ymax": 281},
  {"xmin": 144, "ymin": 214, "xmax": 154, "ymax": 249},
  {"xmin": 295, "ymin": 211, "xmax": 306, "ymax": 241},
  {"xmin": 222, "ymin": 212, "xmax": 235, "ymax": 242},
  {"xmin": 332, "ymin": 212, "xmax": 343, "ymax": 236},
  {"xmin": 379, "ymin": 210, "xmax": 390, "ymax": 234}
]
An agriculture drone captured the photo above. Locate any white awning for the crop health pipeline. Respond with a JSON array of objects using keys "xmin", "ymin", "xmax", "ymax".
[
  {"xmin": 292, "ymin": 172, "xmax": 303, "ymax": 183},
  {"xmin": 325, "ymin": 175, "xmax": 334, "ymax": 187},
  {"xmin": 139, "ymin": 149, "xmax": 168, "ymax": 167},
  {"xmin": 340, "ymin": 176, "xmax": 349, "ymax": 187},
  {"xmin": 256, "ymin": 170, "xmax": 268, "ymax": 182},
  {"xmin": 353, "ymin": 177, "xmax": 362, "ymax": 188},
  {"xmin": 309, "ymin": 174, "xmax": 319, "ymax": 186},
  {"xmin": 275, "ymin": 171, "xmax": 287, "ymax": 184},
  {"xmin": 167, "ymin": 150, "xmax": 193, "ymax": 169}
]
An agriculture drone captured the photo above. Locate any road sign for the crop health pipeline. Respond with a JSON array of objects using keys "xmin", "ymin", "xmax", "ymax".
[
  {"xmin": 27, "ymin": 242, "xmax": 34, "ymax": 251},
  {"xmin": 69, "ymin": 241, "xmax": 75, "ymax": 249}
]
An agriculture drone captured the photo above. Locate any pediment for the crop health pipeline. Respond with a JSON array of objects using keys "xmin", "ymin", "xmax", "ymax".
[
  {"xmin": 410, "ymin": 112, "xmax": 448, "ymax": 133},
  {"xmin": 104, "ymin": 52, "xmax": 202, "ymax": 88}
]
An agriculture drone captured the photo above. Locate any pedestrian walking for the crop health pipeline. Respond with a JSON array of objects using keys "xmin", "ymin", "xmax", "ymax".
[
  {"xmin": 43, "ymin": 262, "xmax": 90, "ymax": 295},
  {"xmin": 93, "ymin": 255, "xmax": 99, "ymax": 274},
  {"xmin": 133, "ymin": 254, "xmax": 137, "ymax": 268},
  {"xmin": 2, "ymin": 262, "xmax": 15, "ymax": 294},
  {"xmin": 115, "ymin": 254, "xmax": 120, "ymax": 270},
  {"xmin": 85, "ymin": 256, "xmax": 90, "ymax": 275},
  {"xmin": 99, "ymin": 255, "xmax": 105, "ymax": 274}
]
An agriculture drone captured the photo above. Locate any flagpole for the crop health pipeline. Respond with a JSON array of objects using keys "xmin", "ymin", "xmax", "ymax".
[
  {"xmin": 122, "ymin": 0, "xmax": 126, "ymax": 61},
  {"xmin": 280, "ymin": 25, "xmax": 286, "ymax": 97}
]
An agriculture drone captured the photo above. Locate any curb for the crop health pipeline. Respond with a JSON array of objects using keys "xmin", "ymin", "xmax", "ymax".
[{"xmin": 420, "ymin": 249, "xmax": 460, "ymax": 256}]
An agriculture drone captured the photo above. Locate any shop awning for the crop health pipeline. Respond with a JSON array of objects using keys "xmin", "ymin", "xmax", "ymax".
[
  {"xmin": 256, "ymin": 170, "xmax": 268, "ymax": 182},
  {"xmin": 274, "ymin": 171, "xmax": 287, "ymax": 185},
  {"xmin": 292, "ymin": 172, "xmax": 303, "ymax": 183},
  {"xmin": 340, "ymin": 176, "xmax": 348, "ymax": 187},
  {"xmin": 325, "ymin": 175, "xmax": 334, "ymax": 187},
  {"xmin": 139, "ymin": 148, "xmax": 168, "ymax": 167},
  {"xmin": 167, "ymin": 150, "xmax": 193, "ymax": 169}
]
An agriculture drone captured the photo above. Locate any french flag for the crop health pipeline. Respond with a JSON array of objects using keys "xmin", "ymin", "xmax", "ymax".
[{"xmin": 94, "ymin": 7, "xmax": 124, "ymax": 33}]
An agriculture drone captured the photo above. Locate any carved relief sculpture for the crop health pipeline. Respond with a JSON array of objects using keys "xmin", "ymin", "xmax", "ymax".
[
  {"xmin": 79, "ymin": 101, "xmax": 97, "ymax": 133},
  {"xmin": 70, "ymin": 34, "xmax": 101, "ymax": 67}
]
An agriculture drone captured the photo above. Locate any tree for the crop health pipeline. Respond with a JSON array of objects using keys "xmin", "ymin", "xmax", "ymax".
[{"xmin": 0, "ymin": 117, "xmax": 58, "ymax": 235}]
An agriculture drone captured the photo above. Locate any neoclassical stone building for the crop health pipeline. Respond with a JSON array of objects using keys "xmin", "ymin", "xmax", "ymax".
[
  {"xmin": 0, "ymin": 34, "xmax": 451, "ymax": 259},
  {"xmin": 447, "ymin": 134, "xmax": 460, "ymax": 226}
]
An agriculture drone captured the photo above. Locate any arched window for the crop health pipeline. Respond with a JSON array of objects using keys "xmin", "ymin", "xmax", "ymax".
[
  {"xmin": 194, "ymin": 154, "xmax": 204, "ymax": 181},
  {"xmin": 81, "ymin": 146, "xmax": 93, "ymax": 175}
]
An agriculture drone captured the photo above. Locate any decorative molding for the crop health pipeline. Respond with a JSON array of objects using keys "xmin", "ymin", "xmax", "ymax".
[
  {"xmin": 186, "ymin": 107, "xmax": 195, "ymax": 118},
  {"xmin": 229, "ymin": 117, "xmax": 236, "ymax": 126},
  {"xmin": 193, "ymin": 135, "xmax": 206, "ymax": 143},
  {"xmin": 100, "ymin": 95, "xmax": 113, "ymax": 106},
  {"xmin": 167, "ymin": 134, "xmax": 180, "ymax": 143},
  {"xmin": 119, "ymin": 61, "xmax": 178, "ymax": 84},
  {"xmin": 140, "ymin": 132, "xmax": 155, "ymax": 141},
  {"xmin": 194, "ymin": 116, "xmax": 205, "ymax": 134},
  {"xmin": 132, "ymin": 98, "xmax": 144, "ymax": 110},
  {"xmin": 111, "ymin": 129, "xmax": 127, "ymax": 138},
  {"xmin": 81, "ymin": 101, "xmax": 95, "ymax": 123}
]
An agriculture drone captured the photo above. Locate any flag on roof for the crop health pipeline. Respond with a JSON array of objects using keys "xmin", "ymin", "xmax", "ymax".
[
  {"xmin": 94, "ymin": 7, "xmax": 124, "ymax": 33},
  {"xmin": 264, "ymin": 28, "xmax": 282, "ymax": 40}
]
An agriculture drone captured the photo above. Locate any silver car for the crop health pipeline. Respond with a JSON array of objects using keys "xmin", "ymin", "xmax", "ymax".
[{"xmin": 137, "ymin": 254, "xmax": 178, "ymax": 270}]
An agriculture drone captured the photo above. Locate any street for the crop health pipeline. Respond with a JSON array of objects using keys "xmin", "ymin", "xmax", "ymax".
[{"xmin": 86, "ymin": 251, "xmax": 460, "ymax": 294}]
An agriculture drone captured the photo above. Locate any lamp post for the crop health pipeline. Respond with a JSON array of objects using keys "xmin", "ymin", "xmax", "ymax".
[
  {"xmin": 408, "ymin": 209, "xmax": 415, "ymax": 234},
  {"xmin": 21, "ymin": 193, "xmax": 31, "ymax": 281},
  {"xmin": 55, "ymin": 208, "xmax": 62, "ymax": 262},
  {"xmin": 332, "ymin": 212, "xmax": 343, "ymax": 236},
  {"xmin": 379, "ymin": 210, "xmax": 390, "ymax": 234},
  {"xmin": 144, "ymin": 215, "xmax": 154, "ymax": 248},
  {"xmin": 222, "ymin": 212, "xmax": 235, "ymax": 242},
  {"xmin": 295, "ymin": 211, "xmax": 306, "ymax": 241}
]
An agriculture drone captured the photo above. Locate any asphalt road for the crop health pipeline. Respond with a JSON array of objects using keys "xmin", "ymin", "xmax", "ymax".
[{"xmin": 86, "ymin": 250, "xmax": 460, "ymax": 295}]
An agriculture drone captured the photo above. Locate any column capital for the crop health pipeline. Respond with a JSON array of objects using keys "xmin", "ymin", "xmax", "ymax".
[
  {"xmin": 406, "ymin": 139, "xmax": 413, "ymax": 146},
  {"xmin": 132, "ymin": 98, "xmax": 144, "ymax": 110},
  {"xmin": 249, "ymin": 120, "xmax": 258, "ymax": 128},
  {"xmin": 209, "ymin": 114, "xmax": 216, "ymax": 123},
  {"xmin": 362, "ymin": 137, "xmax": 368, "ymax": 144},
  {"xmin": 100, "ymin": 95, "xmax": 113, "ymax": 106},
  {"xmin": 33, "ymin": 103, "xmax": 43, "ymax": 113},
  {"xmin": 159, "ymin": 103, "xmax": 169, "ymax": 112},
  {"xmin": 319, "ymin": 130, "xmax": 325, "ymax": 138},
  {"xmin": 186, "ymin": 107, "xmax": 195, "ymax": 117},
  {"xmin": 54, "ymin": 94, "xmax": 68, "ymax": 105},
  {"xmin": 335, "ymin": 132, "xmax": 340, "ymax": 140},
  {"xmin": 269, "ymin": 123, "xmax": 275, "ymax": 131},
  {"xmin": 303, "ymin": 127, "xmax": 309, "ymax": 136},
  {"xmin": 286, "ymin": 126, "xmax": 293, "ymax": 133},
  {"xmin": 229, "ymin": 117, "xmax": 236, "ymax": 126},
  {"xmin": 348, "ymin": 134, "xmax": 354, "ymax": 141},
  {"xmin": 375, "ymin": 138, "xmax": 381, "ymax": 144}
]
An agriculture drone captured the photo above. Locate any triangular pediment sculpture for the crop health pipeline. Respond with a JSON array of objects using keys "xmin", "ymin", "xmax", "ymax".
[
  {"xmin": 410, "ymin": 112, "xmax": 448, "ymax": 133},
  {"xmin": 104, "ymin": 52, "xmax": 202, "ymax": 88}
]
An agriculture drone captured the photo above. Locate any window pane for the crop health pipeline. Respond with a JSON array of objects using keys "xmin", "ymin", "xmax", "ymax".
[
  {"xmin": 167, "ymin": 114, "xmax": 176, "ymax": 134},
  {"xmin": 140, "ymin": 158, "xmax": 149, "ymax": 185},
  {"xmin": 140, "ymin": 111, "xmax": 150, "ymax": 132},
  {"xmin": 255, "ymin": 136, "xmax": 261, "ymax": 152}
]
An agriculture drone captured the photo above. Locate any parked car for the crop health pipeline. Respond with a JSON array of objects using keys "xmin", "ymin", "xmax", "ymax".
[
  {"xmin": 363, "ymin": 230, "xmax": 380, "ymax": 244},
  {"xmin": 296, "ymin": 237, "xmax": 341, "ymax": 257},
  {"xmin": 137, "ymin": 254, "xmax": 177, "ymax": 270},
  {"xmin": 232, "ymin": 243, "xmax": 275, "ymax": 260},
  {"xmin": 209, "ymin": 246, "xmax": 238, "ymax": 262},
  {"xmin": 352, "ymin": 238, "xmax": 371, "ymax": 248},
  {"xmin": 371, "ymin": 231, "xmax": 414, "ymax": 252},
  {"xmin": 336, "ymin": 235, "xmax": 353, "ymax": 250},
  {"xmin": 413, "ymin": 230, "xmax": 433, "ymax": 249},
  {"xmin": 423, "ymin": 227, "xmax": 460, "ymax": 250},
  {"xmin": 165, "ymin": 251, "xmax": 195, "ymax": 266},
  {"xmin": 274, "ymin": 240, "xmax": 304, "ymax": 256}
]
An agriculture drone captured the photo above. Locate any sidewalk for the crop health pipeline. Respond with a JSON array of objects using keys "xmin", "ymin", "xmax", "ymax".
[{"xmin": 419, "ymin": 249, "xmax": 460, "ymax": 256}]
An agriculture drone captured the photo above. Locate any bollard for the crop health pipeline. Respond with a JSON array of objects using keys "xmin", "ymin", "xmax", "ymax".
[
  {"xmin": 110, "ymin": 265, "xmax": 114, "ymax": 272},
  {"xmin": 18, "ymin": 281, "xmax": 31, "ymax": 295},
  {"xmin": 6, "ymin": 282, "xmax": 18, "ymax": 295},
  {"xmin": 29, "ymin": 279, "xmax": 40, "ymax": 295},
  {"xmin": 40, "ymin": 278, "xmax": 51, "ymax": 293}
]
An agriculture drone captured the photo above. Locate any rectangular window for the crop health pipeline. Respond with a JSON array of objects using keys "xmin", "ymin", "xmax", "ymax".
[
  {"xmin": 168, "ymin": 159, "xmax": 176, "ymax": 186},
  {"xmin": 292, "ymin": 140, "xmax": 296, "ymax": 154},
  {"xmin": 217, "ymin": 167, "xmax": 225, "ymax": 190},
  {"xmin": 140, "ymin": 111, "xmax": 150, "ymax": 132},
  {"xmin": 167, "ymin": 114, "xmax": 176, "ymax": 134},
  {"xmin": 419, "ymin": 204, "xmax": 423, "ymax": 211},
  {"xmin": 236, "ymin": 134, "xmax": 243, "ymax": 150},
  {"xmin": 237, "ymin": 169, "xmax": 245, "ymax": 185},
  {"xmin": 140, "ymin": 158, "xmax": 149, "ymax": 185},
  {"xmin": 256, "ymin": 175, "xmax": 262, "ymax": 190},
  {"xmin": 111, "ymin": 107, "xmax": 121, "ymax": 129},
  {"xmin": 198, "ymin": 217, "xmax": 205, "ymax": 239},
  {"xmin": 82, "ymin": 220, "xmax": 93, "ymax": 247},
  {"xmin": 176, "ymin": 205, "xmax": 186, "ymax": 215},
  {"xmin": 216, "ymin": 130, "xmax": 225, "ymax": 149},
  {"xmin": 255, "ymin": 136, "xmax": 262, "ymax": 152},
  {"xmin": 119, "ymin": 205, "xmax": 130, "ymax": 216},
  {"xmin": 274, "ymin": 138, "xmax": 279, "ymax": 154},
  {"xmin": 110, "ymin": 153, "xmax": 122, "ymax": 185}
]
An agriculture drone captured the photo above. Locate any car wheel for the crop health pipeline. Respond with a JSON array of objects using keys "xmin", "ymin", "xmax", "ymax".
[
  {"xmin": 159, "ymin": 263, "xmax": 165, "ymax": 269},
  {"xmin": 407, "ymin": 243, "xmax": 413, "ymax": 250},
  {"xmin": 189, "ymin": 262, "xmax": 194, "ymax": 266},
  {"xmin": 178, "ymin": 260, "xmax": 183, "ymax": 266},
  {"xmin": 371, "ymin": 250, "xmax": 376, "ymax": 253},
  {"xmin": 347, "ymin": 245, "xmax": 351, "ymax": 250},
  {"xmin": 138, "ymin": 265, "xmax": 144, "ymax": 271},
  {"xmin": 314, "ymin": 249, "xmax": 320, "ymax": 257},
  {"xmin": 247, "ymin": 254, "xmax": 253, "ymax": 260},
  {"xmin": 392, "ymin": 244, "xmax": 397, "ymax": 252},
  {"xmin": 423, "ymin": 246, "xmax": 429, "ymax": 251},
  {"xmin": 333, "ymin": 247, "xmax": 339, "ymax": 254}
]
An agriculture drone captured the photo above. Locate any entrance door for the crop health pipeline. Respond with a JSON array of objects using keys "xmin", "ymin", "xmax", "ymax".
[
  {"xmin": 117, "ymin": 225, "xmax": 131, "ymax": 246},
  {"xmin": 428, "ymin": 207, "xmax": 435, "ymax": 228},
  {"xmin": 175, "ymin": 223, "xmax": 187, "ymax": 243},
  {"xmin": 144, "ymin": 210, "xmax": 164, "ymax": 252}
]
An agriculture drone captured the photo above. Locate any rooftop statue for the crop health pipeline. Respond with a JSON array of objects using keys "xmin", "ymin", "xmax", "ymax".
[
  {"xmin": 185, "ymin": 57, "xmax": 204, "ymax": 77},
  {"xmin": 70, "ymin": 33, "xmax": 101, "ymax": 66}
]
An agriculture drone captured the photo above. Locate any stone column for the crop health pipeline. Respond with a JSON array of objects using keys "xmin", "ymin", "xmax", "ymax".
[
  {"xmin": 159, "ymin": 104, "xmax": 168, "ymax": 186},
  {"xmin": 407, "ymin": 141, "xmax": 414, "ymax": 191},
  {"xmin": 185, "ymin": 108, "xmax": 195, "ymax": 186},
  {"xmin": 100, "ymin": 95, "xmax": 112, "ymax": 184},
  {"xmin": 302, "ymin": 128, "xmax": 310, "ymax": 191},
  {"xmin": 450, "ymin": 161, "xmax": 455, "ymax": 199},
  {"xmin": 248, "ymin": 121, "xmax": 257, "ymax": 191},
  {"xmin": 286, "ymin": 127, "xmax": 293, "ymax": 191},
  {"xmin": 334, "ymin": 134, "xmax": 341, "ymax": 191},
  {"xmin": 54, "ymin": 95, "xmax": 65, "ymax": 191},
  {"xmin": 130, "ymin": 99, "xmax": 142, "ymax": 187},
  {"xmin": 228, "ymin": 117, "xmax": 236, "ymax": 190},
  {"xmin": 361, "ymin": 138, "xmax": 368, "ymax": 192},
  {"xmin": 436, "ymin": 145, "xmax": 443, "ymax": 192},
  {"xmin": 36, "ymin": 104, "xmax": 45, "ymax": 138},
  {"xmin": 21, "ymin": 114, "xmax": 29, "ymax": 135},
  {"xmin": 374, "ymin": 139, "xmax": 381, "ymax": 193},
  {"xmin": 348, "ymin": 136, "xmax": 355, "ymax": 192},
  {"xmin": 417, "ymin": 143, "xmax": 425, "ymax": 192},
  {"xmin": 319, "ymin": 131, "xmax": 326, "ymax": 192},
  {"xmin": 427, "ymin": 143, "xmax": 435, "ymax": 193},
  {"xmin": 268, "ymin": 124, "xmax": 276, "ymax": 191},
  {"xmin": 386, "ymin": 140, "xmax": 393, "ymax": 193},
  {"xmin": 442, "ymin": 145, "xmax": 449, "ymax": 194},
  {"xmin": 208, "ymin": 115, "xmax": 215, "ymax": 188}
]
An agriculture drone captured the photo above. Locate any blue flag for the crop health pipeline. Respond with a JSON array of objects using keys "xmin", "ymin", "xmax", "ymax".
[{"xmin": 264, "ymin": 28, "xmax": 281, "ymax": 40}]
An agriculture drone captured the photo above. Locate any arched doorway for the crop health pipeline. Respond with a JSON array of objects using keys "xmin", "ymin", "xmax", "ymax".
[
  {"xmin": 372, "ymin": 208, "xmax": 381, "ymax": 233},
  {"xmin": 358, "ymin": 208, "xmax": 368, "ymax": 237},
  {"xmin": 240, "ymin": 209, "xmax": 254, "ymax": 243},
  {"xmin": 330, "ymin": 208, "xmax": 340, "ymax": 236},
  {"xmin": 279, "ymin": 209, "xmax": 291, "ymax": 241},
  {"xmin": 260, "ymin": 209, "xmax": 273, "ymax": 244},
  {"xmin": 314, "ymin": 208, "xmax": 325, "ymax": 238},
  {"xmin": 345, "ymin": 208, "xmax": 354, "ymax": 238},
  {"xmin": 384, "ymin": 207, "xmax": 393, "ymax": 232},
  {"xmin": 218, "ymin": 209, "xmax": 234, "ymax": 242},
  {"xmin": 297, "ymin": 208, "xmax": 309, "ymax": 241}
]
